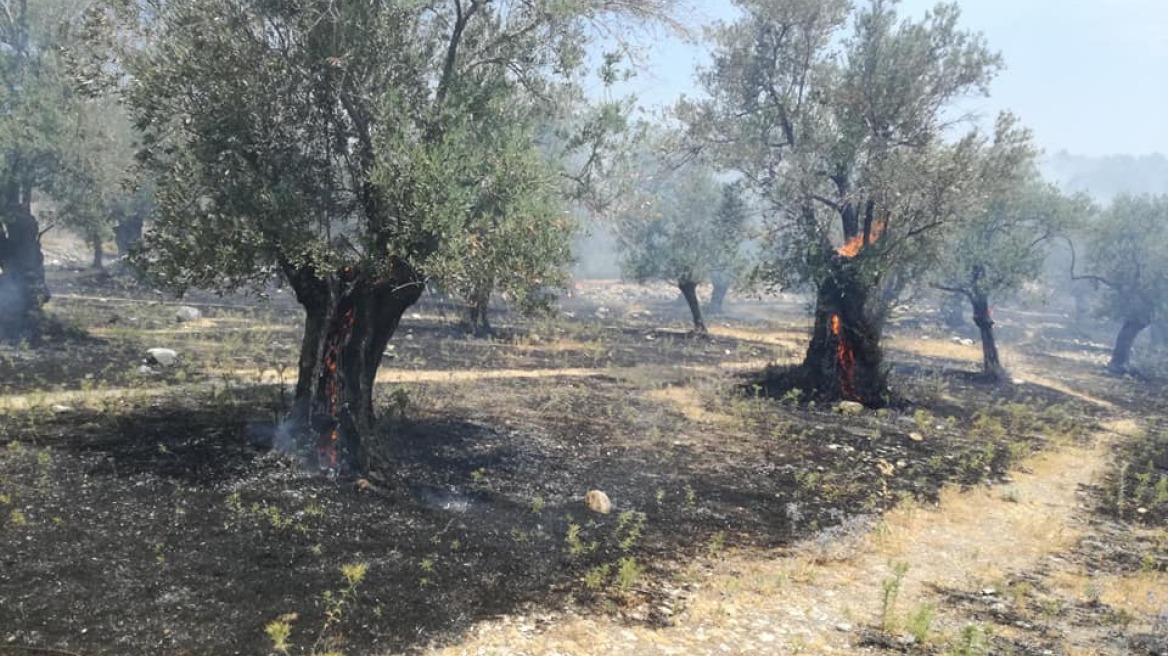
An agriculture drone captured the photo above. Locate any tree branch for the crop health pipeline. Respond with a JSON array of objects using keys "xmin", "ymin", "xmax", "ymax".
[{"xmin": 1063, "ymin": 236, "xmax": 1115, "ymax": 289}]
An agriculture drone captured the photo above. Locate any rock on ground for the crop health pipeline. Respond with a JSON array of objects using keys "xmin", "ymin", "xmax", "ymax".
[
  {"xmin": 145, "ymin": 348, "xmax": 179, "ymax": 367},
  {"xmin": 174, "ymin": 306, "xmax": 202, "ymax": 323}
]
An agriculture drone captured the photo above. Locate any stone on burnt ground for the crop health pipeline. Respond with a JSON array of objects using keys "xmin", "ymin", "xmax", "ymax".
[
  {"xmin": 174, "ymin": 306, "xmax": 202, "ymax": 323},
  {"xmin": 585, "ymin": 489, "xmax": 612, "ymax": 514},
  {"xmin": 145, "ymin": 348, "xmax": 178, "ymax": 367}
]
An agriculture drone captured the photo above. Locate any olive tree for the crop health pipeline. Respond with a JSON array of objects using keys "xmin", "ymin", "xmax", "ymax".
[
  {"xmin": 616, "ymin": 158, "xmax": 749, "ymax": 334},
  {"xmin": 122, "ymin": 0, "xmax": 674, "ymax": 472},
  {"xmin": 679, "ymin": 0, "xmax": 1028, "ymax": 405},
  {"xmin": 0, "ymin": 0, "xmax": 85, "ymax": 340},
  {"xmin": 1075, "ymin": 194, "xmax": 1168, "ymax": 374},
  {"xmin": 930, "ymin": 122, "xmax": 1086, "ymax": 379}
]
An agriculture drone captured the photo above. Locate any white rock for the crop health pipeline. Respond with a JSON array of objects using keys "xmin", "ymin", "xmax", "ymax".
[
  {"xmin": 174, "ymin": 306, "xmax": 202, "ymax": 323},
  {"xmin": 584, "ymin": 489, "xmax": 612, "ymax": 514},
  {"xmin": 50, "ymin": 404, "xmax": 74, "ymax": 414},
  {"xmin": 834, "ymin": 401, "xmax": 864, "ymax": 416},
  {"xmin": 146, "ymin": 348, "xmax": 179, "ymax": 367}
]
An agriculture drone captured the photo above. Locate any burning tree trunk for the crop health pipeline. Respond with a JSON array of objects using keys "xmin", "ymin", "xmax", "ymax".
[
  {"xmin": 678, "ymin": 278, "xmax": 707, "ymax": 335},
  {"xmin": 284, "ymin": 257, "xmax": 424, "ymax": 473},
  {"xmin": 800, "ymin": 258, "xmax": 886, "ymax": 406},
  {"xmin": 970, "ymin": 294, "xmax": 1006, "ymax": 380},
  {"xmin": 1107, "ymin": 318, "xmax": 1149, "ymax": 374},
  {"xmin": 0, "ymin": 190, "xmax": 49, "ymax": 343}
]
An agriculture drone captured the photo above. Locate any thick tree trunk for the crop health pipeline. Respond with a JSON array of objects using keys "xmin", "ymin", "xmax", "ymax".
[
  {"xmin": 90, "ymin": 234, "xmax": 104, "ymax": 271},
  {"xmin": 1107, "ymin": 318, "xmax": 1148, "ymax": 374},
  {"xmin": 465, "ymin": 282, "xmax": 493, "ymax": 337},
  {"xmin": 679, "ymin": 279, "xmax": 707, "ymax": 335},
  {"xmin": 800, "ymin": 260, "xmax": 886, "ymax": 406},
  {"xmin": 970, "ymin": 293, "xmax": 1007, "ymax": 380},
  {"xmin": 0, "ymin": 199, "xmax": 49, "ymax": 342},
  {"xmin": 709, "ymin": 274, "xmax": 730, "ymax": 316},
  {"xmin": 285, "ymin": 258, "xmax": 424, "ymax": 473}
]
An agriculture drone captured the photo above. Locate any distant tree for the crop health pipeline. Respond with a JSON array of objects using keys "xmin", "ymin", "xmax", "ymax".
[
  {"xmin": 680, "ymin": 0, "xmax": 1028, "ymax": 405},
  {"xmin": 930, "ymin": 128, "xmax": 1087, "ymax": 379},
  {"xmin": 53, "ymin": 97, "xmax": 144, "ymax": 270},
  {"xmin": 708, "ymin": 182, "xmax": 752, "ymax": 315},
  {"xmin": 1075, "ymin": 194, "xmax": 1168, "ymax": 374},
  {"xmin": 418, "ymin": 112, "xmax": 577, "ymax": 337},
  {"xmin": 0, "ymin": 0, "xmax": 86, "ymax": 340},
  {"xmin": 432, "ymin": 88, "xmax": 634, "ymax": 337},
  {"xmin": 616, "ymin": 158, "xmax": 750, "ymax": 335},
  {"xmin": 121, "ymin": 0, "xmax": 675, "ymax": 472}
]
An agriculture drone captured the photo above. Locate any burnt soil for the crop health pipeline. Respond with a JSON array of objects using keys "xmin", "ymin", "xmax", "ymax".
[{"xmin": 0, "ymin": 270, "xmax": 1161, "ymax": 655}]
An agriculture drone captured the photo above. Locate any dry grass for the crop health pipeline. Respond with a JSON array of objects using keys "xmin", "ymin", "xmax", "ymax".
[
  {"xmin": 886, "ymin": 336, "xmax": 981, "ymax": 363},
  {"xmin": 647, "ymin": 386, "xmax": 735, "ymax": 426},
  {"xmin": 420, "ymin": 424, "xmax": 1135, "ymax": 656}
]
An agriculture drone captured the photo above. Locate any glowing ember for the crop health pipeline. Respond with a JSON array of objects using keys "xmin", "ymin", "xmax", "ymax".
[
  {"xmin": 830, "ymin": 313, "xmax": 857, "ymax": 401},
  {"xmin": 317, "ymin": 306, "xmax": 356, "ymax": 471},
  {"xmin": 837, "ymin": 222, "xmax": 885, "ymax": 258}
]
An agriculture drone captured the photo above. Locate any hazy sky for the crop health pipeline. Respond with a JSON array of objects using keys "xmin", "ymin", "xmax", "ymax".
[{"xmin": 612, "ymin": 0, "xmax": 1168, "ymax": 157}]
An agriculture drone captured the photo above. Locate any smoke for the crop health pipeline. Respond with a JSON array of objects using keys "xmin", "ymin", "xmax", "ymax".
[
  {"xmin": 0, "ymin": 274, "xmax": 30, "ymax": 341},
  {"xmin": 571, "ymin": 222, "xmax": 621, "ymax": 280}
]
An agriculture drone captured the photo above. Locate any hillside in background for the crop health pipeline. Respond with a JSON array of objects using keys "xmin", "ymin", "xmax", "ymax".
[{"xmin": 1043, "ymin": 151, "xmax": 1168, "ymax": 202}]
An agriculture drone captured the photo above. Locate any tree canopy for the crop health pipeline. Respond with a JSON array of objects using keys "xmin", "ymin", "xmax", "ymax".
[
  {"xmin": 118, "ymin": 0, "xmax": 677, "ymax": 470},
  {"xmin": 1077, "ymin": 193, "xmax": 1168, "ymax": 372},
  {"xmin": 615, "ymin": 150, "xmax": 751, "ymax": 333},
  {"xmin": 678, "ymin": 0, "xmax": 1029, "ymax": 403}
]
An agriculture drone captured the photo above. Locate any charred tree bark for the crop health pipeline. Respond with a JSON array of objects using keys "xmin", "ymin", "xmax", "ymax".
[
  {"xmin": 285, "ymin": 258, "xmax": 424, "ymax": 473},
  {"xmin": 0, "ymin": 191, "xmax": 48, "ymax": 342},
  {"xmin": 970, "ymin": 293, "xmax": 1007, "ymax": 380},
  {"xmin": 1107, "ymin": 318, "xmax": 1148, "ymax": 374},
  {"xmin": 679, "ymin": 278, "xmax": 707, "ymax": 335},
  {"xmin": 709, "ymin": 273, "xmax": 730, "ymax": 316},
  {"xmin": 800, "ymin": 259, "xmax": 886, "ymax": 406}
]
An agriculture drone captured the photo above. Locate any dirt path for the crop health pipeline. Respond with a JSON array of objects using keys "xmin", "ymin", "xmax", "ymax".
[{"xmin": 420, "ymin": 416, "xmax": 1161, "ymax": 655}]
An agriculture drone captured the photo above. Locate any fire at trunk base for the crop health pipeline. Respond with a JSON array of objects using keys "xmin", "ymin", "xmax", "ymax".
[{"xmin": 830, "ymin": 313, "xmax": 858, "ymax": 401}]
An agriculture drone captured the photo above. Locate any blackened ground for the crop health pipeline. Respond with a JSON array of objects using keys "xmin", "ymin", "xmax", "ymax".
[{"xmin": 0, "ymin": 273, "xmax": 1150, "ymax": 656}]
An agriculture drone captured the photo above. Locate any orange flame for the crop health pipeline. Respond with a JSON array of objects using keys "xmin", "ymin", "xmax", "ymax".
[
  {"xmin": 830, "ymin": 313, "xmax": 857, "ymax": 401},
  {"xmin": 317, "ymin": 306, "xmax": 357, "ymax": 471},
  {"xmin": 837, "ymin": 222, "xmax": 885, "ymax": 258}
]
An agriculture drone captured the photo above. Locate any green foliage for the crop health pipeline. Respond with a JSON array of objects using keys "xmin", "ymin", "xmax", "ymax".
[
  {"xmin": 1081, "ymin": 194, "xmax": 1168, "ymax": 326},
  {"xmin": 947, "ymin": 623, "xmax": 993, "ymax": 656},
  {"xmin": 264, "ymin": 617, "xmax": 293, "ymax": 653},
  {"xmin": 0, "ymin": 0, "xmax": 78, "ymax": 201},
  {"xmin": 123, "ymin": 0, "xmax": 672, "ymax": 299},
  {"xmin": 614, "ymin": 145, "xmax": 753, "ymax": 293},
  {"xmin": 931, "ymin": 122, "xmax": 1088, "ymax": 307},
  {"xmin": 905, "ymin": 602, "xmax": 935, "ymax": 645},
  {"xmin": 880, "ymin": 560, "xmax": 909, "ymax": 633},
  {"xmin": 1106, "ymin": 425, "xmax": 1168, "ymax": 524},
  {"xmin": 680, "ymin": 0, "xmax": 1026, "ymax": 318},
  {"xmin": 615, "ymin": 555, "xmax": 641, "ymax": 591}
]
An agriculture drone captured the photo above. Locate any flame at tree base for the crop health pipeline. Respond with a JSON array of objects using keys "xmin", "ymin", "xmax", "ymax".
[
  {"xmin": 830, "ymin": 313, "xmax": 858, "ymax": 401},
  {"xmin": 317, "ymin": 305, "xmax": 356, "ymax": 472}
]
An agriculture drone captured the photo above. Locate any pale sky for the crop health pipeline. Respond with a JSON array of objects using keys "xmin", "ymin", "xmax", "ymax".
[{"xmin": 611, "ymin": 0, "xmax": 1168, "ymax": 157}]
